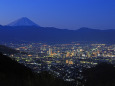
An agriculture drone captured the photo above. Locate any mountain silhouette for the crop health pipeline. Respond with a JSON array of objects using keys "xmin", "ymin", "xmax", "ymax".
[
  {"xmin": 0, "ymin": 18, "xmax": 115, "ymax": 43},
  {"xmin": 7, "ymin": 17, "xmax": 40, "ymax": 27}
]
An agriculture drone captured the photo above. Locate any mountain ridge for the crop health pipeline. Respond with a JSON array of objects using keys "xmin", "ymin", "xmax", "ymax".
[
  {"xmin": 0, "ymin": 17, "xmax": 115, "ymax": 43},
  {"xmin": 0, "ymin": 26, "xmax": 115, "ymax": 43}
]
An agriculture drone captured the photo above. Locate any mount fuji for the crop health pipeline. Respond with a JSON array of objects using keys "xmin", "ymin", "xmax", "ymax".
[
  {"xmin": 7, "ymin": 17, "xmax": 40, "ymax": 27},
  {"xmin": 0, "ymin": 17, "xmax": 115, "ymax": 43}
]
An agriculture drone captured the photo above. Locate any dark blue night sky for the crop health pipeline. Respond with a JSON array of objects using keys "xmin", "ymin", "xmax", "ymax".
[{"xmin": 0, "ymin": 0, "xmax": 115, "ymax": 30}]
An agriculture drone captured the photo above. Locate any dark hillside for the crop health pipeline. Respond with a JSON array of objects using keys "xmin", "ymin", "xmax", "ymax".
[
  {"xmin": 0, "ymin": 45, "xmax": 19, "ymax": 54},
  {"xmin": 83, "ymin": 63, "xmax": 115, "ymax": 86},
  {"xmin": 0, "ymin": 53, "xmax": 73, "ymax": 86}
]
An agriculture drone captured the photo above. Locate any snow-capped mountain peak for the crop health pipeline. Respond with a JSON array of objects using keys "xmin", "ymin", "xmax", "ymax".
[{"xmin": 7, "ymin": 17, "xmax": 40, "ymax": 27}]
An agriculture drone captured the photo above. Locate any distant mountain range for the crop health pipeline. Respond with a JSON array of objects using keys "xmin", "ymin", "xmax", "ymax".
[{"xmin": 0, "ymin": 17, "xmax": 115, "ymax": 44}]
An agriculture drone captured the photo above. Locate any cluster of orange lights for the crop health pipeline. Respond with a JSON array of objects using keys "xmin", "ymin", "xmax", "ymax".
[{"xmin": 66, "ymin": 60, "xmax": 73, "ymax": 65}]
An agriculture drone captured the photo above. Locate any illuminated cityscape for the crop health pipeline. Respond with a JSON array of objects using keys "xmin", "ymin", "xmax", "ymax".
[
  {"xmin": 2, "ymin": 42, "xmax": 115, "ymax": 82},
  {"xmin": 0, "ymin": 0, "xmax": 115, "ymax": 85}
]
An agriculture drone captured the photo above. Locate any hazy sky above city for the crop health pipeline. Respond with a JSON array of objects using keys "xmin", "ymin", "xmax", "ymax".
[{"xmin": 0, "ymin": 0, "xmax": 115, "ymax": 30}]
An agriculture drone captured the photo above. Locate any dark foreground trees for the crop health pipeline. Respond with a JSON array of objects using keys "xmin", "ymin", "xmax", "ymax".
[{"xmin": 83, "ymin": 63, "xmax": 115, "ymax": 86}]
